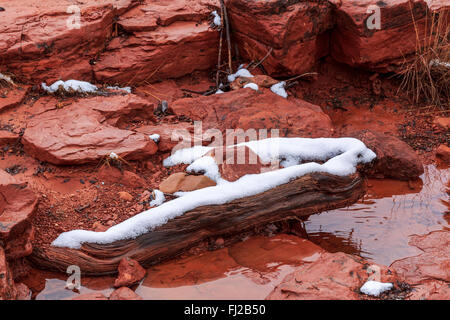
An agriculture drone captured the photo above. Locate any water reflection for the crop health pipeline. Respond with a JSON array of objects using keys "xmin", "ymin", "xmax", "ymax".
[{"xmin": 304, "ymin": 165, "xmax": 449, "ymax": 266}]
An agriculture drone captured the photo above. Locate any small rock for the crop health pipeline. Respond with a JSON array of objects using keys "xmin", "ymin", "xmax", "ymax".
[
  {"xmin": 92, "ymin": 221, "xmax": 108, "ymax": 232},
  {"xmin": 72, "ymin": 292, "xmax": 108, "ymax": 300},
  {"xmin": 433, "ymin": 117, "xmax": 450, "ymax": 130},
  {"xmin": 118, "ymin": 191, "xmax": 133, "ymax": 201},
  {"xmin": 109, "ymin": 287, "xmax": 143, "ymax": 300},
  {"xmin": 159, "ymin": 172, "xmax": 216, "ymax": 194},
  {"xmin": 114, "ymin": 257, "xmax": 146, "ymax": 288},
  {"xmin": 436, "ymin": 145, "xmax": 450, "ymax": 164}
]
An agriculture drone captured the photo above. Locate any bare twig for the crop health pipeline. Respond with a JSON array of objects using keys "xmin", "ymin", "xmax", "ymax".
[
  {"xmin": 219, "ymin": 0, "xmax": 233, "ymax": 74},
  {"xmin": 249, "ymin": 47, "xmax": 273, "ymax": 70},
  {"xmin": 285, "ymin": 72, "xmax": 318, "ymax": 83}
]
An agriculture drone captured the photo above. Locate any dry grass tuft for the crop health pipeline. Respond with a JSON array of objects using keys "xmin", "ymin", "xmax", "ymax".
[{"xmin": 398, "ymin": 7, "xmax": 449, "ymax": 110}]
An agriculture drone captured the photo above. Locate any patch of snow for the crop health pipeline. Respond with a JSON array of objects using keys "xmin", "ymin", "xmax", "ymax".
[
  {"xmin": 0, "ymin": 73, "xmax": 14, "ymax": 85},
  {"xmin": 243, "ymin": 83, "xmax": 259, "ymax": 91},
  {"xmin": 360, "ymin": 281, "xmax": 393, "ymax": 297},
  {"xmin": 211, "ymin": 10, "xmax": 221, "ymax": 27},
  {"xmin": 106, "ymin": 86, "xmax": 132, "ymax": 94},
  {"xmin": 109, "ymin": 152, "xmax": 119, "ymax": 160},
  {"xmin": 227, "ymin": 68, "xmax": 254, "ymax": 82},
  {"xmin": 150, "ymin": 190, "xmax": 165, "ymax": 207},
  {"xmin": 186, "ymin": 156, "xmax": 222, "ymax": 183},
  {"xmin": 52, "ymin": 137, "xmax": 375, "ymax": 249},
  {"xmin": 149, "ymin": 134, "xmax": 160, "ymax": 143},
  {"xmin": 42, "ymin": 80, "xmax": 98, "ymax": 93},
  {"xmin": 270, "ymin": 81, "xmax": 288, "ymax": 98},
  {"xmin": 429, "ymin": 59, "xmax": 450, "ymax": 68}
]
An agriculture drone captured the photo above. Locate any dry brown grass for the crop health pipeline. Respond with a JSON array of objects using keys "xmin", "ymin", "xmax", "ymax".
[{"xmin": 398, "ymin": 6, "xmax": 449, "ymax": 109}]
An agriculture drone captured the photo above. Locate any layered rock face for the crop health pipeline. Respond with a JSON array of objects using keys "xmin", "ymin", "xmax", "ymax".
[
  {"xmin": 0, "ymin": 171, "xmax": 36, "ymax": 300},
  {"xmin": 0, "ymin": 0, "xmax": 137, "ymax": 84},
  {"xmin": 22, "ymin": 95, "xmax": 158, "ymax": 165},
  {"xmin": 331, "ymin": 0, "xmax": 431, "ymax": 72},
  {"xmin": 93, "ymin": 0, "xmax": 220, "ymax": 84},
  {"xmin": 227, "ymin": 0, "xmax": 334, "ymax": 76}
]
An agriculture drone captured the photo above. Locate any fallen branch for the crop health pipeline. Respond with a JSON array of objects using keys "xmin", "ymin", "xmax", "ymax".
[{"xmin": 30, "ymin": 172, "xmax": 365, "ymax": 275}]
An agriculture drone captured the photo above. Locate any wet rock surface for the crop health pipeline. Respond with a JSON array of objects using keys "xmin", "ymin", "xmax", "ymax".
[
  {"xmin": 266, "ymin": 252, "xmax": 399, "ymax": 300},
  {"xmin": 109, "ymin": 287, "xmax": 142, "ymax": 300},
  {"xmin": 390, "ymin": 231, "xmax": 450, "ymax": 299},
  {"xmin": 114, "ymin": 257, "xmax": 146, "ymax": 288},
  {"xmin": 352, "ymin": 130, "xmax": 424, "ymax": 180}
]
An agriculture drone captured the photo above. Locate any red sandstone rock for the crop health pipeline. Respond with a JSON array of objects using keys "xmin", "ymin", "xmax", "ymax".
[
  {"xmin": 406, "ymin": 280, "xmax": 450, "ymax": 300},
  {"xmin": 391, "ymin": 231, "xmax": 450, "ymax": 285},
  {"xmin": 0, "ymin": 130, "xmax": 19, "ymax": 147},
  {"xmin": 3, "ymin": 226, "xmax": 34, "ymax": 260},
  {"xmin": 114, "ymin": 257, "xmax": 147, "ymax": 287},
  {"xmin": 331, "ymin": 0, "xmax": 436, "ymax": 72},
  {"xmin": 0, "ymin": 171, "xmax": 38, "ymax": 247},
  {"xmin": 0, "ymin": 0, "xmax": 137, "ymax": 83},
  {"xmin": 436, "ymin": 144, "xmax": 450, "ymax": 163},
  {"xmin": 159, "ymin": 172, "xmax": 216, "ymax": 194},
  {"xmin": 0, "ymin": 86, "xmax": 29, "ymax": 112},
  {"xmin": 72, "ymin": 292, "xmax": 109, "ymax": 300},
  {"xmin": 0, "ymin": 247, "xmax": 16, "ymax": 300},
  {"xmin": 22, "ymin": 95, "xmax": 158, "ymax": 165},
  {"xmin": 266, "ymin": 252, "xmax": 398, "ymax": 300},
  {"xmin": 227, "ymin": 0, "xmax": 333, "ymax": 77},
  {"xmin": 109, "ymin": 287, "xmax": 143, "ymax": 300},
  {"xmin": 352, "ymin": 130, "xmax": 424, "ymax": 180},
  {"xmin": 94, "ymin": 0, "xmax": 219, "ymax": 84},
  {"xmin": 171, "ymin": 89, "xmax": 333, "ymax": 138},
  {"xmin": 205, "ymin": 146, "xmax": 268, "ymax": 182},
  {"xmin": 433, "ymin": 117, "xmax": 450, "ymax": 130},
  {"xmin": 14, "ymin": 283, "xmax": 31, "ymax": 300},
  {"xmin": 136, "ymin": 122, "xmax": 194, "ymax": 152}
]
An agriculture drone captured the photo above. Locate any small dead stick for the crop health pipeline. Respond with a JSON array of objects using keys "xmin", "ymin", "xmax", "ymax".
[
  {"xmin": 181, "ymin": 88, "xmax": 217, "ymax": 96},
  {"xmin": 219, "ymin": 0, "xmax": 233, "ymax": 74},
  {"xmin": 249, "ymin": 47, "xmax": 273, "ymax": 70},
  {"xmin": 285, "ymin": 72, "xmax": 318, "ymax": 83},
  {"xmin": 216, "ymin": 8, "xmax": 224, "ymax": 88}
]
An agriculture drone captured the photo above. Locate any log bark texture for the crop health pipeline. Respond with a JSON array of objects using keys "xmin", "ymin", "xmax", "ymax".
[{"xmin": 30, "ymin": 172, "xmax": 365, "ymax": 275}]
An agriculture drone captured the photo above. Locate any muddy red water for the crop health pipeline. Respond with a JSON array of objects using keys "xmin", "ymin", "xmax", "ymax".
[{"xmin": 21, "ymin": 164, "xmax": 449, "ymax": 300}]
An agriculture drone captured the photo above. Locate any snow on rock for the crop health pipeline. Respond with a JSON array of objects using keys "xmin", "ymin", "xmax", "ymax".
[
  {"xmin": 150, "ymin": 190, "xmax": 165, "ymax": 207},
  {"xmin": 42, "ymin": 80, "xmax": 98, "ymax": 93},
  {"xmin": 149, "ymin": 134, "xmax": 160, "ymax": 143},
  {"xmin": 52, "ymin": 137, "xmax": 375, "ymax": 249},
  {"xmin": 186, "ymin": 156, "xmax": 222, "ymax": 183},
  {"xmin": 0, "ymin": 73, "xmax": 14, "ymax": 85},
  {"xmin": 227, "ymin": 68, "xmax": 254, "ymax": 82},
  {"xmin": 243, "ymin": 83, "xmax": 259, "ymax": 91},
  {"xmin": 270, "ymin": 81, "xmax": 287, "ymax": 98},
  {"xmin": 360, "ymin": 281, "xmax": 393, "ymax": 297},
  {"xmin": 211, "ymin": 10, "xmax": 221, "ymax": 27},
  {"xmin": 106, "ymin": 86, "xmax": 132, "ymax": 94}
]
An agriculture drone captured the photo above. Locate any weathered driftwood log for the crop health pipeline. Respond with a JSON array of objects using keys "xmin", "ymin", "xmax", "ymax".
[{"xmin": 31, "ymin": 172, "xmax": 365, "ymax": 275}]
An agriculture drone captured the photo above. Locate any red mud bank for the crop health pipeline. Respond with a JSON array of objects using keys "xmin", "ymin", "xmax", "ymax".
[{"xmin": 0, "ymin": 0, "xmax": 449, "ymax": 300}]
